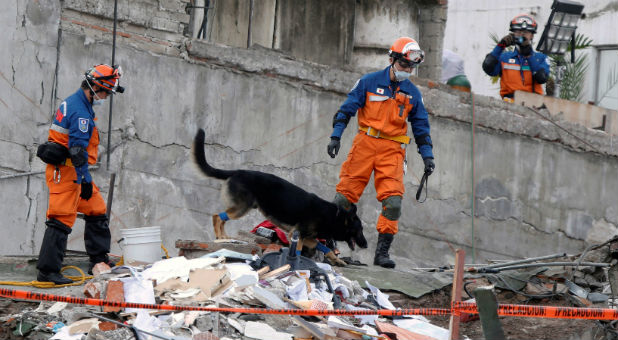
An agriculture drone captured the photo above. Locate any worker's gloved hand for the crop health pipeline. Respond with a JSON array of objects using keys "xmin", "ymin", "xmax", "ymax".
[
  {"xmin": 327, "ymin": 137, "xmax": 341, "ymax": 158},
  {"xmin": 80, "ymin": 181, "xmax": 93, "ymax": 200},
  {"xmin": 423, "ymin": 158, "xmax": 435, "ymax": 175},
  {"xmin": 519, "ymin": 39, "xmax": 533, "ymax": 56},
  {"xmin": 499, "ymin": 34, "xmax": 515, "ymax": 47}
]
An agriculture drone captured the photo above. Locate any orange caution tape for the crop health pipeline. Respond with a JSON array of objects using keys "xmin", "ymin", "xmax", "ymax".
[
  {"xmin": 0, "ymin": 288, "xmax": 449, "ymax": 316},
  {"xmin": 2, "ymin": 288, "xmax": 617, "ymax": 320},
  {"xmin": 454, "ymin": 301, "xmax": 618, "ymax": 321}
]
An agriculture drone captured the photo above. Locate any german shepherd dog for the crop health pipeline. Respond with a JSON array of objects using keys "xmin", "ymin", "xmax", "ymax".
[{"xmin": 193, "ymin": 128, "xmax": 367, "ymax": 259}]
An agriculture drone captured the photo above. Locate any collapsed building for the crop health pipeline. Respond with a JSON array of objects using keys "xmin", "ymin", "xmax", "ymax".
[{"xmin": 2, "ymin": 1, "xmax": 618, "ymax": 338}]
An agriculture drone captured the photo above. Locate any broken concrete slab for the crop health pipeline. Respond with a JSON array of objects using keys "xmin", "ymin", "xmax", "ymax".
[{"xmin": 338, "ymin": 266, "xmax": 452, "ymax": 298}]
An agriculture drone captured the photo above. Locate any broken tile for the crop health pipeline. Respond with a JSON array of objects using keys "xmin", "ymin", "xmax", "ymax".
[
  {"xmin": 336, "ymin": 329, "xmax": 364, "ymax": 339},
  {"xmin": 46, "ymin": 302, "xmax": 68, "ymax": 315},
  {"xmin": 250, "ymin": 285, "xmax": 288, "ymax": 309},
  {"xmin": 68, "ymin": 318, "xmax": 100, "ymax": 335},
  {"xmin": 244, "ymin": 321, "xmax": 293, "ymax": 340},
  {"xmin": 392, "ymin": 318, "xmax": 450, "ymax": 340},
  {"xmin": 376, "ymin": 320, "xmax": 439, "ymax": 340},
  {"xmin": 327, "ymin": 316, "xmax": 365, "ymax": 333},
  {"xmin": 154, "ymin": 277, "xmax": 192, "ymax": 296},
  {"xmin": 188, "ymin": 268, "xmax": 232, "ymax": 298}
]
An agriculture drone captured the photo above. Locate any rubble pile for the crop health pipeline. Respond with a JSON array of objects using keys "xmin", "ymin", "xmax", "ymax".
[
  {"xmin": 0, "ymin": 239, "xmax": 451, "ymax": 340},
  {"xmin": 4, "ymin": 236, "xmax": 618, "ymax": 339}
]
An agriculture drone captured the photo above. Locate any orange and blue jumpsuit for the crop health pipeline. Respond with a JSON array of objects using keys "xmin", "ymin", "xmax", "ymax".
[
  {"xmin": 483, "ymin": 45, "xmax": 550, "ymax": 99},
  {"xmin": 331, "ymin": 66, "xmax": 433, "ymax": 235},
  {"xmin": 47, "ymin": 89, "xmax": 106, "ymax": 228}
]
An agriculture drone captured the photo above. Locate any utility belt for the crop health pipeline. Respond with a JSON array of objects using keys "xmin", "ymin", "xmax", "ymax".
[
  {"xmin": 359, "ymin": 126, "xmax": 410, "ymax": 144},
  {"xmin": 37, "ymin": 141, "xmax": 70, "ymax": 166}
]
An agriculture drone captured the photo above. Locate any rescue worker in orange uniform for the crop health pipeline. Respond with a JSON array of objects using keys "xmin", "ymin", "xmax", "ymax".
[
  {"xmin": 327, "ymin": 37, "xmax": 435, "ymax": 269},
  {"xmin": 36, "ymin": 64, "xmax": 124, "ymax": 284},
  {"xmin": 482, "ymin": 14, "xmax": 550, "ymax": 101}
]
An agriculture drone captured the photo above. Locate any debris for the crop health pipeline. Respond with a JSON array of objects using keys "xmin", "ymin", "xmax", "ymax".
[
  {"xmin": 103, "ymin": 280, "xmax": 124, "ymax": 313},
  {"xmin": 243, "ymin": 321, "xmax": 293, "ymax": 340}
]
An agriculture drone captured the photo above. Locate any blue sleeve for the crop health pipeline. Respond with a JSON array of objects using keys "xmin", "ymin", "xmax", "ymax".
[
  {"xmin": 485, "ymin": 45, "xmax": 504, "ymax": 77},
  {"xmin": 330, "ymin": 78, "xmax": 366, "ymax": 139},
  {"xmin": 528, "ymin": 51, "xmax": 550, "ymax": 76},
  {"xmin": 408, "ymin": 89, "xmax": 434, "ymax": 159},
  {"xmin": 68, "ymin": 110, "xmax": 93, "ymax": 183}
]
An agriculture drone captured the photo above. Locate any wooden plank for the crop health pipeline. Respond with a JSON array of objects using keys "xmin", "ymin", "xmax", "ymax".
[
  {"xmin": 259, "ymin": 264, "xmax": 291, "ymax": 279},
  {"xmin": 449, "ymin": 249, "xmax": 465, "ymax": 340}
]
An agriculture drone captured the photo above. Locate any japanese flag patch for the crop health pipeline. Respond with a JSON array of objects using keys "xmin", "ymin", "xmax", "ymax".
[
  {"xmin": 377, "ymin": 88, "xmax": 384, "ymax": 95},
  {"xmin": 78, "ymin": 118, "xmax": 89, "ymax": 133}
]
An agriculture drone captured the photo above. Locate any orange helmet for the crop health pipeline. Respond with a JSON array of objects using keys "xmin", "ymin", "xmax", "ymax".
[
  {"xmin": 510, "ymin": 14, "xmax": 538, "ymax": 33},
  {"xmin": 389, "ymin": 37, "xmax": 424, "ymax": 65},
  {"xmin": 84, "ymin": 64, "xmax": 124, "ymax": 93}
]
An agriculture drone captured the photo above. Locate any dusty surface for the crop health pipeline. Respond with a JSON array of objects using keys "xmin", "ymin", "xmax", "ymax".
[{"xmin": 388, "ymin": 286, "xmax": 610, "ymax": 340}]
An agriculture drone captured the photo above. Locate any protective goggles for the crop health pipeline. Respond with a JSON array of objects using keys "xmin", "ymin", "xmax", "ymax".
[{"xmin": 395, "ymin": 50, "xmax": 424, "ymax": 68}]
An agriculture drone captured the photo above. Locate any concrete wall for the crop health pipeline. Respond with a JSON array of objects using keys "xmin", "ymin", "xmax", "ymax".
[
  {"xmin": 2, "ymin": 0, "xmax": 618, "ymax": 270},
  {"xmin": 193, "ymin": 0, "xmax": 445, "ymax": 78}
]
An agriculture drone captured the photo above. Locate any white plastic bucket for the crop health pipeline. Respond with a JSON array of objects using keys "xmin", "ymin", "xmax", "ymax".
[{"xmin": 120, "ymin": 226, "xmax": 162, "ymax": 263}]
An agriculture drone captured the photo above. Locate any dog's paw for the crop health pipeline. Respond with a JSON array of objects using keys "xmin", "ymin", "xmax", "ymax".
[{"xmin": 325, "ymin": 251, "xmax": 347, "ymax": 267}]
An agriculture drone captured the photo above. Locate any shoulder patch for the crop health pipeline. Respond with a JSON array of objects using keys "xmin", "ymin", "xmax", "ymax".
[
  {"xmin": 55, "ymin": 102, "xmax": 67, "ymax": 123},
  {"xmin": 78, "ymin": 118, "xmax": 89, "ymax": 133},
  {"xmin": 376, "ymin": 88, "xmax": 384, "ymax": 95},
  {"xmin": 508, "ymin": 58, "xmax": 516, "ymax": 64}
]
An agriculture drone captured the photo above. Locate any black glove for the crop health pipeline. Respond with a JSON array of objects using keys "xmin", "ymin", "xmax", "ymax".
[
  {"xmin": 499, "ymin": 34, "xmax": 515, "ymax": 47},
  {"xmin": 519, "ymin": 42, "xmax": 532, "ymax": 56},
  {"xmin": 423, "ymin": 158, "xmax": 435, "ymax": 175},
  {"xmin": 327, "ymin": 137, "xmax": 341, "ymax": 158},
  {"xmin": 80, "ymin": 181, "xmax": 93, "ymax": 200}
]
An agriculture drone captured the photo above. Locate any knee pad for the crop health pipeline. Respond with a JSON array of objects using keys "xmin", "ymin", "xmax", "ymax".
[
  {"xmin": 381, "ymin": 196, "xmax": 402, "ymax": 221},
  {"xmin": 333, "ymin": 192, "xmax": 352, "ymax": 211}
]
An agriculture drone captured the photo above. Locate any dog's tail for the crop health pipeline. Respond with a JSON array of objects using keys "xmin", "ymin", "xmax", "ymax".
[{"xmin": 193, "ymin": 128, "xmax": 233, "ymax": 180}]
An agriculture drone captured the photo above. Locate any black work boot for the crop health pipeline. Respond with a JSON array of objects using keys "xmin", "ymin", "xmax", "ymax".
[
  {"xmin": 36, "ymin": 220, "xmax": 73, "ymax": 285},
  {"xmin": 373, "ymin": 233, "xmax": 396, "ymax": 269},
  {"xmin": 84, "ymin": 214, "xmax": 113, "ymax": 274}
]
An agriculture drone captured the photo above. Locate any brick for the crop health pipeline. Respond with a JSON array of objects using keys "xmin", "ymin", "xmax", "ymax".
[
  {"xmin": 98, "ymin": 321, "xmax": 119, "ymax": 331},
  {"xmin": 83, "ymin": 281, "xmax": 102, "ymax": 299},
  {"xmin": 192, "ymin": 331, "xmax": 220, "ymax": 340},
  {"xmin": 263, "ymin": 243, "xmax": 282, "ymax": 254},
  {"xmin": 92, "ymin": 262, "xmax": 111, "ymax": 276},
  {"xmin": 103, "ymin": 280, "xmax": 125, "ymax": 313}
]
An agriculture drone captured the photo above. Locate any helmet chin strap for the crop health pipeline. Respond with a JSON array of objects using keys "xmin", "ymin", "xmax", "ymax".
[{"xmin": 85, "ymin": 81, "xmax": 103, "ymax": 103}]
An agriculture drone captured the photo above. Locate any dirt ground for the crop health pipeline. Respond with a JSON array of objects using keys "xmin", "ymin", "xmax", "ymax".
[{"xmin": 388, "ymin": 286, "xmax": 614, "ymax": 340}]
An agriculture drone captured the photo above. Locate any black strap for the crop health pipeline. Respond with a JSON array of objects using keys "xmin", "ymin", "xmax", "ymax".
[{"xmin": 415, "ymin": 171, "xmax": 429, "ymax": 202}]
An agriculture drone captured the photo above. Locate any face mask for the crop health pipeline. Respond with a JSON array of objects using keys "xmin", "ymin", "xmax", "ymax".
[
  {"xmin": 394, "ymin": 70, "xmax": 411, "ymax": 82},
  {"xmin": 92, "ymin": 91, "xmax": 106, "ymax": 106}
]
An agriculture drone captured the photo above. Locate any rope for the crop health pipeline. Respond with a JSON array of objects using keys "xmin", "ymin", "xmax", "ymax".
[{"xmin": 0, "ymin": 265, "xmax": 91, "ymax": 288}]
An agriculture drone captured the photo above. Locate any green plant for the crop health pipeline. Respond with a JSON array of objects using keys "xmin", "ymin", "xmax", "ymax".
[{"xmin": 548, "ymin": 33, "xmax": 593, "ymax": 102}]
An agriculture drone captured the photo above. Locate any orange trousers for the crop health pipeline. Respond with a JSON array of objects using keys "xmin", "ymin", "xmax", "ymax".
[
  {"xmin": 45, "ymin": 164, "xmax": 106, "ymax": 227},
  {"xmin": 336, "ymin": 132, "xmax": 405, "ymax": 234}
]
